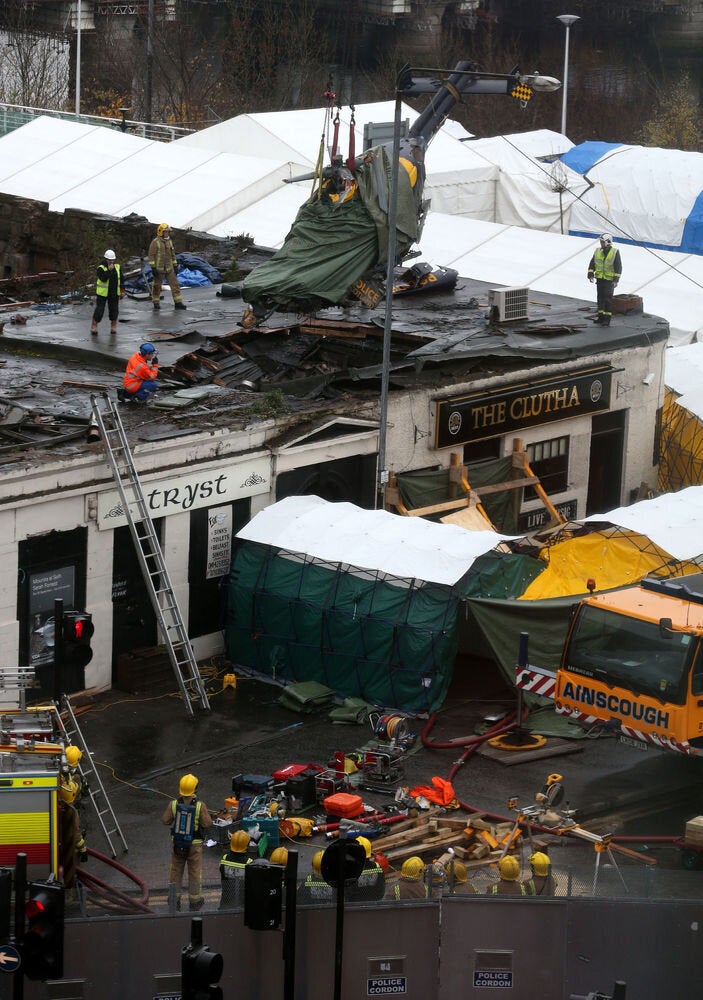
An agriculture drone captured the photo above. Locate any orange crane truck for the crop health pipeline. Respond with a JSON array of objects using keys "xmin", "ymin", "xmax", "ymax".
[{"xmin": 517, "ymin": 574, "xmax": 703, "ymax": 756}]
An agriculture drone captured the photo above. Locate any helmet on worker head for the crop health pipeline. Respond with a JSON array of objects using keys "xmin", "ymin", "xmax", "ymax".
[
  {"xmin": 65, "ymin": 745, "xmax": 83, "ymax": 768},
  {"xmin": 498, "ymin": 855, "xmax": 520, "ymax": 881},
  {"xmin": 230, "ymin": 829, "xmax": 251, "ymax": 853},
  {"xmin": 401, "ymin": 856, "xmax": 425, "ymax": 880},
  {"xmin": 179, "ymin": 773, "xmax": 198, "ymax": 797},
  {"xmin": 446, "ymin": 859, "xmax": 468, "ymax": 884},
  {"xmin": 529, "ymin": 851, "xmax": 551, "ymax": 877},
  {"xmin": 104, "ymin": 249, "xmax": 116, "ymax": 261},
  {"xmin": 312, "ymin": 850, "xmax": 324, "ymax": 875},
  {"xmin": 157, "ymin": 222, "xmax": 170, "ymax": 237},
  {"xmin": 600, "ymin": 233, "xmax": 613, "ymax": 246},
  {"xmin": 270, "ymin": 847, "xmax": 288, "ymax": 866},
  {"xmin": 140, "ymin": 343, "xmax": 156, "ymax": 357},
  {"xmin": 355, "ymin": 836, "xmax": 372, "ymax": 859}
]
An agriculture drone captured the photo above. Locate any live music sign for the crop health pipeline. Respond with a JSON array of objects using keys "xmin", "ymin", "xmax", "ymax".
[{"xmin": 435, "ymin": 366, "xmax": 612, "ymax": 449}]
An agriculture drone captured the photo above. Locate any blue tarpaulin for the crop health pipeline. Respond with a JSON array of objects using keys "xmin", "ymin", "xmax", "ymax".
[
  {"xmin": 177, "ymin": 267, "xmax": 211, "ymax": 287},
  {"xmin": 560, "ymin": 141, "xmax": 624, "ymax": 174}
]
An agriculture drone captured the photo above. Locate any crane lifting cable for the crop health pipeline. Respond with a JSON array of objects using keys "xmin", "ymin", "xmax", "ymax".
[
  {"xmin": 347, "ymin": 104, "xmax": 356, "ymax": 170},
  {"xmin": 313, "ymin": 80, "xmax": 337, "ymax": 199}
]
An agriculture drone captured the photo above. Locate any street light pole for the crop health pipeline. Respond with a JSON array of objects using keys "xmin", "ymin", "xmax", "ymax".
[
  {"xmin": 557, "ymin": 14, "xmax": 580, "ymax": 136},
  {"xmin": 75, "ymin": 0, "xmax": 82, "ymax": 115},
  {"xmin": 377, "ymin": 87, "xmax": 403, "ymax": 509},
  {"xmin": 145, "ymin": 0, "xmax": 154, "ymax": 124}
]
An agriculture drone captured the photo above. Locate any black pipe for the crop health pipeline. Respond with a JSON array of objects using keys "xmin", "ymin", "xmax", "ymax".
[
  {"xmin": 333, "ymin": 848, "xmax": 346, "ymax": 1000},
  {"xmin": 53, "ymin": 599, "xmax": 64, "ymax": 703}
]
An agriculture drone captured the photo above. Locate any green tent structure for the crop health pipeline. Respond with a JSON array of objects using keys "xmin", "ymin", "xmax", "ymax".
[
  {"xmin": 226, "ymin": 541, "xmax": 459, "ymax": 713},
  {"xmin": 224, "ymin": 495, "xmax": 529, "ymax": 714}
]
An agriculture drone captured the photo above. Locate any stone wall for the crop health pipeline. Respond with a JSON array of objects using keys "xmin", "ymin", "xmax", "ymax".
[{"xmin": 0, "ymin": 192, "xmax": 240, "ymax": 297}]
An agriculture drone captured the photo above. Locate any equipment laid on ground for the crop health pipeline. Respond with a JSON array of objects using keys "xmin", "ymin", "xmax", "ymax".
[
  {"xmin": 516, "ymin": 571, "xmax": 703, "ymax": 756},
  {"xmin": 90, "ymin": 393, "xmax": 210, "ymax": 718},
  {"xmin": 351, "ymin": 713, "xmax": 417, "ymax": 792},
  {"xmin": 675, "ymin": 815, "xmax": 703, "ymax": 870},
  {"xmin": 504, "ymin": 773, "xmax": 657, "ymax": 894}
]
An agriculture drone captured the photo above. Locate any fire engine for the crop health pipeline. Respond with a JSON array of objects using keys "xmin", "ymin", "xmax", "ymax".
[{"xmin": 0, "ymin": 703, "xmax": 84, "ymax": 879}]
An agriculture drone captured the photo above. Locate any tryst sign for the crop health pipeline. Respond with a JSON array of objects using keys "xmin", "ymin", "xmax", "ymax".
[{"xmin": 96, "ymin": 455, "xmax": 270, "ymax": 529}]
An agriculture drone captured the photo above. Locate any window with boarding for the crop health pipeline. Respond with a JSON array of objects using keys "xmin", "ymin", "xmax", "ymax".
[{"xmin": 525, "ymin": 436, "xmax": 569, "ymax": 499}]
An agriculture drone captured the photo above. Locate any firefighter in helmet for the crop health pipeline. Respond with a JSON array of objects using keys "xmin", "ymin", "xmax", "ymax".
[
  {"xmin": 487, "ymin": 854, "xmax": 526, "ymax": 896},
  {"xmin": 161, "ymin": 773, "xmax": 212, "ymax": 912},
  {"xmin": 385, "ymin": 856, "xmax": 428, "ymax": 900},
  {"xmin": 219, "ymin": 829, "xmax": 253, "ymax": 909},
  {"xmin": 522, "ymin": 851, "xmax": 558, "ymax": 896}
]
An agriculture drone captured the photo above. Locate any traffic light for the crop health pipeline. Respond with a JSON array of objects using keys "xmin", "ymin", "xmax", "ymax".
[
  {"xmin": 182, "ymin": 941, "xmax": 223, "ymax": 1000},
  {"xmin": 244, "ymin": 859, "xmax": 283, "ymax": 930},
  {"xmin": 62, "ymin": 612, "xmax": 94, "ymax": 668},
  {"xmin": 23, "ymin": 878, "xmax": 65, "ymax": 981}
]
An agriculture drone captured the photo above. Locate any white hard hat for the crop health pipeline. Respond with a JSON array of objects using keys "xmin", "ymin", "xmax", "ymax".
[
  {"xmin": 104, "ymin": 249, "xmax": 116, "ymax": 261},
  {"xmin": 599, "ymin": 233, "xmax": 612, "ymax": 245}
]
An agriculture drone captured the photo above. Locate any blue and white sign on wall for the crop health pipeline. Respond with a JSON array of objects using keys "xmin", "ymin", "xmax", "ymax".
[
  {"xmin": 367, "ymin": 976, "xmax": 408, "ymax": 995},
  {"xmin": 473, "ymin": 969, "xmax": 513, "ymax": 988}
]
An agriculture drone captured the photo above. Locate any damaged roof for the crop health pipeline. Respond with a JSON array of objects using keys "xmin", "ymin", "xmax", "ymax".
[{"xmin": 0, "ymin": 270, "xmax": 668, "ymax": 467}]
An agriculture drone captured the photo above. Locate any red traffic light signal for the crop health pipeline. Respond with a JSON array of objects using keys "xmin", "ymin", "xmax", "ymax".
[
  {"xmin": 23, "ymin": 879, "xmax": 65, "ymax": 981},
  {"xmin": 62, "ymin": 612, "xmax": 94, "ymax": 668}
]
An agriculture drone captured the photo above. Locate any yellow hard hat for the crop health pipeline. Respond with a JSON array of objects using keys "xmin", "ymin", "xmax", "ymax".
[
  {"xmin": 529, "ymin": 851, "xmax": 551, "ymax": 877},
  {"xmin": 447, "ymin": 860, "xmax": 468, "ymax": 883},
  {"xmin": 230, "ymin": 830, "xmax": 251, "ymax": 853},
  {"xmin": 157, "ymin": 222, "xmax": 170, "ymax": 237},
  {"xmin": 60, "ymin": 776, "xmax": 80, "ymax": 804},
  {"xmin": 270, "ymin": 847, "xmax": 288, "ymax": 866},
  {"xmin": 355, "ymin": 836, "xmax": 372, "ymax": 859},
  {"xmin": 179, "ymin": 773, "xmax": 198, "ymax": 797},
  {"xmin": 401, "ymin": 856, "xmax": 425, "ymax": 879},
  {"xmin": 65, "ymin": 745, "xmax": 83, "ymax": 768},
  {"xmin": 499, "ymin": 855, "xmax": 520, "ymax": 881},
  {"xmin": 312, "ymin": 850, "xmax": 324, "ymax": 875}
]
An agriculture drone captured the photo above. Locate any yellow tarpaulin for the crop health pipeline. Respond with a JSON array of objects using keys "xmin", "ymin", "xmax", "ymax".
[
  {"xmin": 659, "ymin": 388, "xmax": 703, "ymax": 493},
  {"xmin": 520, "ymin": 530, "xmax": 693, "ymax": 600}
]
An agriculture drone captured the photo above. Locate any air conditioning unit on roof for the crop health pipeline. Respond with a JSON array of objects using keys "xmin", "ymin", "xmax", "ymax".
[{"xmin": 488, "ymin": 286, "xmax": 529, "ymax": 323}]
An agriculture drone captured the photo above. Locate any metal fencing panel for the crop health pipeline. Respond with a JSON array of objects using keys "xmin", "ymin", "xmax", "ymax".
[{"xmin": 20, "ymin": 896, "xmax": 703, "ymax": 1000}]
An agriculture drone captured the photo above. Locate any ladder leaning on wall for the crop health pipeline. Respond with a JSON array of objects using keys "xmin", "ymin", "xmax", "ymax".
[{"xmin": 90, "ymin": 394, "xmax": 210, "ymax": 719}]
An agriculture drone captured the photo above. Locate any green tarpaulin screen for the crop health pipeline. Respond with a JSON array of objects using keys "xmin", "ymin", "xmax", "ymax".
[{"xmin": 226, "ymin": 540, "xmax": 459, "ymax": 713}]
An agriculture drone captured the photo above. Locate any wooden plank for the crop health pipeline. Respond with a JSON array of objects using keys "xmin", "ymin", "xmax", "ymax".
[
  {"xmin": 405, "ymin": 497, "xmax": 470, "ymax": 517},
  {"xmin": 473, "ymin": 477, "xmax": 535, "ymax": 496},
  {"xmin": 61, "ymin": 381, "xmax": 111, "ymax": 390},
  {"xmin": 0, "ymin": 301, "xmax": 34, "ymax": 312},
  {"xmin": 383, "ymin": 831, "xmax": 469, "ymax": 862}
]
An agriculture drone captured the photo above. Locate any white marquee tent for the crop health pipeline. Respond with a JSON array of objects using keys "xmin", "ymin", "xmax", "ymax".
[{"xmin": 237, "ymin": 494, "xmax": 516, "ymax": 586}]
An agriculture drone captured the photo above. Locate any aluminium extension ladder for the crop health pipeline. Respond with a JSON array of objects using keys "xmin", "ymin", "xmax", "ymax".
[
  {"xmin": 56, "ymin": 693, "xmax": 129, "ymax": 857},
  {"xmin": 90, "ymin": 394, "xmax": 210, "ymax": 718}
]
